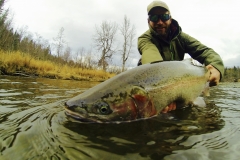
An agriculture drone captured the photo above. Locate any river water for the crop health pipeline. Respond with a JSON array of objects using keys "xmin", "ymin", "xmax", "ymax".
[{"xmin": 0, "ymin": 75, "xmax": 239, "ymax": 160}]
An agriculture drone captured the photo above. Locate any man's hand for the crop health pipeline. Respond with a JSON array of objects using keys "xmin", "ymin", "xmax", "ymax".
[{"xmin": 205, "ymin": 65, "xmax": 221, "ymax": 86}]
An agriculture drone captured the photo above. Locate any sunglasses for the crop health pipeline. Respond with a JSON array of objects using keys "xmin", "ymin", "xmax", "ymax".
[{"xmin": 149, "ymin": 14, "xmax": 171, "ymax": 22}]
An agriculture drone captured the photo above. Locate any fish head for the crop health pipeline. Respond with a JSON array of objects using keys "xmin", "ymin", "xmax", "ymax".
[{"xmin": 65, "ymin": 86, "xmax": 156, "ymax": 123}]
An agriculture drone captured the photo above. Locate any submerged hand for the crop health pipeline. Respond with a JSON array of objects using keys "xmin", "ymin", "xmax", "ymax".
[
  {"xmin": 206, "ymin": 65, "xmax": 221, "ymax": 86},
  {"xmin": 161, "ymin": 102, "xmax": 176, "ymax": 113}
]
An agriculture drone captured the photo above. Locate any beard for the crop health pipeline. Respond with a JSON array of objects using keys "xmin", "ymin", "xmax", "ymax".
[{"xmin": 154, "ymin": 24, "xmax": 170, "ymax": 38}]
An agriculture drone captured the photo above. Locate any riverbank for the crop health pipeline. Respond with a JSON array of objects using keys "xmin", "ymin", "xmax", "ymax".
[{"xmin": 0, "ymin": 51, "xmax": 115, "ymax": 82}]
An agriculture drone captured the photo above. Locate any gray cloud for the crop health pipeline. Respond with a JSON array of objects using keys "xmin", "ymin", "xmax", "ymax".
[{"xmin": 224, "ymin": 54, "xmax": 240, "ymax": 68}]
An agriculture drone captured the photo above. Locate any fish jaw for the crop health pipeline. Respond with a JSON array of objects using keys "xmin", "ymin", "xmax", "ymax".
[{"xmin": 64, "ymin": 86, "xmax": 157, "ymax": 123}]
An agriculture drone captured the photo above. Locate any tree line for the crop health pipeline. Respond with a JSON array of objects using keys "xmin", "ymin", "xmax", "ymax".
[
  {"xmin": 0, "ymin": 0, "xmax": 136, "ymax": 74},
  {"xmin": 222, "ymin": 67, "xmax": 240, "ymax": 82}
]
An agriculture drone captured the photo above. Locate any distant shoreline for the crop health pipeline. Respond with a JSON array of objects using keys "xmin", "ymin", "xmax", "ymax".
[{"xmin": 0, "ymin": 51, "xmax": 115, "ymax": 82}]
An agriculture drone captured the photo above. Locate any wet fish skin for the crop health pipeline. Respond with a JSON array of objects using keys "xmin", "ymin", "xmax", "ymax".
[{"xmin": 65, "ymin": 59, "xmax": 210, "ymax": 123}]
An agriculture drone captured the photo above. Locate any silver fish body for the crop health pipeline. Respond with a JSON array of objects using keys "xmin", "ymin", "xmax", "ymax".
[{"xmin": 65, "ymin": 59, "xmax": 210, "ymax": 123}]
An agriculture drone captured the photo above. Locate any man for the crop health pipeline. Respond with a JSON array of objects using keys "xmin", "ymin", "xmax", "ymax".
[{"xmin": 138, "ymin": 0, "xmax": 224, "ymax": 113}]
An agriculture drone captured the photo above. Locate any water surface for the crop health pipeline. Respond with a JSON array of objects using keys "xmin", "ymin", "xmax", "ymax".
[{"xmin": 0, "ymin": 75, "xmax": 239, "ymax": 160}]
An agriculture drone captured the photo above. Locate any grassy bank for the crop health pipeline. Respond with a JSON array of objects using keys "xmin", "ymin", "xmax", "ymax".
[{"xmin": 0, "ymin": 51, "xmax": 115, "ymax": 81}]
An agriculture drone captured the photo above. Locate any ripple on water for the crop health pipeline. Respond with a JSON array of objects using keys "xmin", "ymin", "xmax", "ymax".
[
  {"xmin": 0, "ymin": 92, "xmax": 22, "ymax": 97},
  {"xmin": 0, "ymin": 100, "xmax": 68, "ymax": 159},
  {"xmin": 1, "ymin": 76, "xmax": 240, "ymax": 160}
]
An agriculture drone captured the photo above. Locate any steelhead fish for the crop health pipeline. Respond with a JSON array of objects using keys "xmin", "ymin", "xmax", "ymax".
[{"xmin": 65, "ymin": 59, "xmax": 210, "ymax": 123}]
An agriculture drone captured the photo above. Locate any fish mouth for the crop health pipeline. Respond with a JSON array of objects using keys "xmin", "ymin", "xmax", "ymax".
[
  {"xmin": 64, "ymin": 102, "xmax": 94, "ymax": 122},
  {"xmin": 64, "ymin": 107, "xmax": 96, "ymax": 123},
  {"xmin": 64, "ymin": 102, "xmax": 108, "ymax": 123}
]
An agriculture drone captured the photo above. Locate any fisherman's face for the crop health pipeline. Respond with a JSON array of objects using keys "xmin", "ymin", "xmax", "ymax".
[{"xmin": 148, "ymin": 7, "xmax": 172, "ymax": 38}]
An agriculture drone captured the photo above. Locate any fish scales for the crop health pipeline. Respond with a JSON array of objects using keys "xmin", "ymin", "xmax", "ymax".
[{"xmin": 65, "ymin": 59, "xmax": 210, "ymax": 123}]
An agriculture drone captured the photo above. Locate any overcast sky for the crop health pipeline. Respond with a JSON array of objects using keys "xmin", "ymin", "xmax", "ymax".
[{"xmin": 4, "ymin": 0, "xmax": 240, "ymax": 68}]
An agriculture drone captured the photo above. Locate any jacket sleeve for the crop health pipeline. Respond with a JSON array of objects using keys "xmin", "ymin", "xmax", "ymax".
[
  {"xmin": 138, "ymin": 31, "xmax": 163, "ymax": 64},
  {"xmin": 180, "ymin": 32, "xmax": 224, "ymax": 79}
]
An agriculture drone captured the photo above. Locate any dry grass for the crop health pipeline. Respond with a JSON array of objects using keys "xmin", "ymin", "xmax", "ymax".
[{"xmin": 0, "ymin": 50, "xmax": 115, "ymax": 81}]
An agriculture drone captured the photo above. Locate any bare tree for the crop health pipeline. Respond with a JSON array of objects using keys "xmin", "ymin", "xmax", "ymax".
[
  {"xmin": 17, "ymin": 25, "xmax": 29, "ymax": 41},
  {"xmin": 53, "ymin": 27, "xmax": 66, "ymax": 58},
  {"xmin": 62, "ymin": 46, "xmax": 71, "ymax": 62},
  {"xmin": 119, "ymin": 15, "xmax": 136, "ymax": 72},
  {"xmin": 84, "ymin": 49, "xmax": 98, "ymax": 69},
  {"xmin": 33, "ymin": 32, "xmax": 43, "ymax": 58},
  {"xmin": 93, "ymin": 21, "xmax": 118, "ymax": 71},
  {"xmin": 74, "ymin": 47, "xmax": 85, "ymax": 67}
]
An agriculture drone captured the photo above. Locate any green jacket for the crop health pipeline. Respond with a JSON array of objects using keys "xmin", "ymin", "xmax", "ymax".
[{"xmin": 138, "ymin": 19, "xmax": 224, "ymax": 78}]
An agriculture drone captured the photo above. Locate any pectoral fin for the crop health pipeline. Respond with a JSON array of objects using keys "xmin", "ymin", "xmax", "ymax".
[{"xmin": 130, "ymin": 86, "xmax": 157, "ymax": 118}]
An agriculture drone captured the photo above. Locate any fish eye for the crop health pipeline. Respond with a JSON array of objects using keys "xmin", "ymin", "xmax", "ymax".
[
  {"xmin": 100, "ymin": 106, "xmax": 108, "ymax": 114},
  {"xmin": 97, "ymin": 102, "xmax": 112, "ymax": 115}
]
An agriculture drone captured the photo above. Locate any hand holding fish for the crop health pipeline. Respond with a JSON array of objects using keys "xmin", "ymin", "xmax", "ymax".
[{"xmin": 206, "ymin": 64, "xmax": 221, "ymax": 86}]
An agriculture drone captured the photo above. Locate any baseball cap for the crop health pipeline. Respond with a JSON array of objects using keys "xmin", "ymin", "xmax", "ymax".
[{"xmin": 147, "ymin": 1, "xmax": 170, "ymax": 15}]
